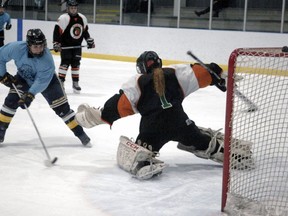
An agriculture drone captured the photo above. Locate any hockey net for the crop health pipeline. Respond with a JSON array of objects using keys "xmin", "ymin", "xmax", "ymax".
[{"xmin": 222, "ymin": 47, "xmax": 288, "ymax": 216}]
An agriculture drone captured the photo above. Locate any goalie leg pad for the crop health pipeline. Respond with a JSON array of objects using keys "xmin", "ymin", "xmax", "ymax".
[
  {"xmin": 75, "ymin": 103, "xmax": 105, "ymax": 128},
  {"xmin": 177, "ymin": 127, "xmax": 224, "ymax": 164},
  {"xmin": 117, "ymin": 136, "xmax": 166, "ymax": 179},
  {"xmin": 177, "ymin": 127, "xmax": 254, "ymax": 169}
]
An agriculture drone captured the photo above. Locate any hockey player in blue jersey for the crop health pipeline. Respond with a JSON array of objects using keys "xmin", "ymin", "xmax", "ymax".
[
  {"xmin": 0, "ymin": 28, "xmax": 91, "ymax": 147},
  {"xmin": 0, "ymin": 3, "xmax": 11, "ymax": 47}
]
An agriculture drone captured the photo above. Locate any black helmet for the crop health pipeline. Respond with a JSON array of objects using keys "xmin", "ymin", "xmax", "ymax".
[
  {"xmin": 136, "ymin": 51, "xmax": 162, "ymax": 74},
  {"xmin": 67, "ymin": 0, "xmax": 78, "ymax": 6},
  {"xmin": 26, "ymin": 29, "xmax": 47, "ymax": 57}
]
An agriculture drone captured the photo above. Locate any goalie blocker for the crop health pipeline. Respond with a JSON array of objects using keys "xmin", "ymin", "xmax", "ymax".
[{"xmin": 117, "ymin": 136, "xmax": 167, "ymax": 180}]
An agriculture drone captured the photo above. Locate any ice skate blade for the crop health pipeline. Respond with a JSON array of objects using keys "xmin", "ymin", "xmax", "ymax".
[
  {"xmin": 83, "ymin": 142, "xmax": 92, "ymax": 148},
  {"xmin": 73, "ymin": 89, "xmax": 81, "ymax": 94}
]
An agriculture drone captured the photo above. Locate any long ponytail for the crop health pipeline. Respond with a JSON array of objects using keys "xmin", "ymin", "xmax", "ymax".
[{"xmin": 153, "ymin": 68, "xmax": 165, "ymax": 97}]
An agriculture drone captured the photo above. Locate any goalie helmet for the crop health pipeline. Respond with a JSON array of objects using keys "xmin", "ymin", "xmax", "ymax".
[
  {"xmin": 26, "ymin": 28, "xmax": 47, "ymax": 57},
  {"xmin": 136, "ymin": 51, "xmax": 162, "ymax": 74}
]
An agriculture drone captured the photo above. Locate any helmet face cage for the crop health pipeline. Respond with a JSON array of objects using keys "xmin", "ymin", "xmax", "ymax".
[
  {"xmin": 26, "ymin": 29, "xmax": 47, "ymax": 57},
  {"xmin": 136, "ymin": 51, "xmax": 162, "ymax": 74}
]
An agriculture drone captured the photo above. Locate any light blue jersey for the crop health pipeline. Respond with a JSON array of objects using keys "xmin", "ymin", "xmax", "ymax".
[
  {"xmin": 0, "ymin": 12, "xmax": 10, "ymax": 31},
  {"xmin": 0, "ymin": 41, "xmax": 55, "ymax": 95}
]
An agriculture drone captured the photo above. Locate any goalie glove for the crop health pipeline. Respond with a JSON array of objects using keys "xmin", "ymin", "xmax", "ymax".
[
  {"xmin": 86, "ymin": 38, "xmax": 95, "ymax": 49},
  {"xmin": 5, "ymin": 24, "xmax": 12, "ymax": 30},
  {"xmin": 53, "ymin": 42, "xmax": 61, "ymax": 52},
  {"xmin": 0, "ymin": 72, "xmax": 17, "ymax": 88},
  {"xmin": 75, "ymin": 103, "xmax": 105, "ymax": 128},
  {"xmin": 204, "ymin": 63, "xmax": 225, "ymax": 86},
  {"xmin": 18, "ymin": 92, "xmax": 35, "ymax": 109}
]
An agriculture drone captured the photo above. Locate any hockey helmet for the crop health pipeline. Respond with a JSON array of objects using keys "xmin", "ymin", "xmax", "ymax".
[
  {"xmin": 26, "ymin": 28, "xmax": 47, "ymax": 57},
  {"xmin": 67, "ymin": 0, "xmax": 78, "ymax": 16},
  {"xmin": 67, "ymin": 0, "xmax": 78, "ymax": 6},
  {"xmin": 136, "ymin": 51, "xmax": 162, "ymax": 74}
]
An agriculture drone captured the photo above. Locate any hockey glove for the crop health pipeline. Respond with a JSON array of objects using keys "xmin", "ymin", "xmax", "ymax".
[
  {"xmin": 5, "ymin": 24, "xmax": 12, "ymax": 30},
  {"xmin": 86, "ymin": 38, "xmax": 95, "ymax": 49},
  {"xmin": 53, "ymin": 42, "xmax": 61, "ymax": 52},
  {"xmin": 205, "ymin": 62, "xmax": 226, "ymax": 90},
  {"xmin": 18, "ymin": 92, "xmax": 35, "ymax": 109},
  {"xmin": 0, "ymin": 72, "xmax": 17, "ymax": 88}
]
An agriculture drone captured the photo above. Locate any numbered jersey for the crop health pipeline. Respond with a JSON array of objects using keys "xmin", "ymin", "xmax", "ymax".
[{"xmin": 101, "ymin": 64, "xmax": 212, "ymax": 129}]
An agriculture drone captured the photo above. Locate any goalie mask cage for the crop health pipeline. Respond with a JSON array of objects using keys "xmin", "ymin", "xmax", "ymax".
[{"xmin": 221, "ymin": 47, "xmax": 288, "ymax": 216}]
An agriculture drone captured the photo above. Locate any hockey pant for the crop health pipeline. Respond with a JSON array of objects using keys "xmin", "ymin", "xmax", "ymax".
[
  {"xmin": 0, "ymin": 74, "xmax": 85, "ymax": 137},
  {"xmin": 58, "ymin": 48, "xmax": 81, "ymax": 82}
]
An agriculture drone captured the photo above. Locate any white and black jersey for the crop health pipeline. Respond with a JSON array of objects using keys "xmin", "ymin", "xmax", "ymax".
[{"xmin": 100, "ymin": 64, "xmax": 214, "ymax": 152}]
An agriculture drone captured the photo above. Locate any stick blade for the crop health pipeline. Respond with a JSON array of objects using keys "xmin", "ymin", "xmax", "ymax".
[{"xmin": 44, "ymin": 157, "xmax": 58, "ymax": 167}]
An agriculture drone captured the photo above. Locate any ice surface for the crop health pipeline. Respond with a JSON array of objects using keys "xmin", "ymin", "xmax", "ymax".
[{"xmin": 0, "ymin": 56, "xmax": 227, "ymax": 216}]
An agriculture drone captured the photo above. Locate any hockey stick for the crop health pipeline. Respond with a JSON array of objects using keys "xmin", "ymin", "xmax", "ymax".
[
  {"xmin": 235, "ymin": 89, "xmax": 258, "ymax": 112},
  {"xmin": 187, "ymin": 51, "xmax": 227, "ymax": 92},
  {"xmin": 49, "ymin": 45, "xmax": 88, "ymax": 51},
  {"xmin": 58, "ymin": 0, "xmax": 66, "ymax": 6},
  {"xmin": 12, "ymin": 83, "xmax": 58, "ymax": 167},
  {"xmin": 1, "ymin": 0, "xmax": 10, "ymax": 7}
]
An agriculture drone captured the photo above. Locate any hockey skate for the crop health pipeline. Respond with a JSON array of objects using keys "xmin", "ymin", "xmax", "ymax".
[
  {"xmin": 0, "ymin": 127, "xmax": 6, "ymax": 143},
  {"xmin": 72, "ymin": 81, "xmax": 81, "ymax": 94},
  {"xmin": 0, "ymin": 122, "xmax": 8, "ymax": 143},
  {"xmin": 78, "ymin": 132, "xmax": 91, "ymax": 147}
]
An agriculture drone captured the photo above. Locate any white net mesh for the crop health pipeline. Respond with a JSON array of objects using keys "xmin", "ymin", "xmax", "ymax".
[{"xmin": 224, "ymin": 47, "xmax": 288, "ymax": 216}]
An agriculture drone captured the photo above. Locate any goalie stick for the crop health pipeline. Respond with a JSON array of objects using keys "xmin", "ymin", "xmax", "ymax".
[
  {"xmin": 221, "ymin": 72, "xmax": 258, "ymax": 112},
  {"xmin": 235, "ymin": 89, "xmax": 258, "ymax": 112},
  {"xmin": 58, "ymin": 0, "xmax": 66, "ymax": 6},
  {"xmin": 187, "ymin": 51, "xmax": 257, "ymax": 112},
  {"xmin": 187, "ymin": 51, "xmax": 227, "ymax": 92},
  {"xmin": 12, "ymin": 83, "xmax": 58, "ymax": 167}
]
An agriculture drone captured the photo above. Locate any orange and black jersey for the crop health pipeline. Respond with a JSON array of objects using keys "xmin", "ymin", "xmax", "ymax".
[
  {"xmin": 101, "ymin": 64, "xmax": 213, "ymax": 127},
  {"xmin": 53, "ymin": 13, "xmax": 90, "ymax": 46}
]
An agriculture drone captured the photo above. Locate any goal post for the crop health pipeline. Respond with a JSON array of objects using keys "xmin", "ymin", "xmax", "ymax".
[{"xmin": 221, "ymin": 47, "xmax": 288, "ymax": 215}]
